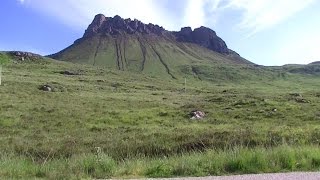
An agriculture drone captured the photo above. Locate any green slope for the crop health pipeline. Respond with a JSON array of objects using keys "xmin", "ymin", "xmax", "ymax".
[{"xmin": 50, "ymin": 34, "xmax": 254, "ymax": 80}]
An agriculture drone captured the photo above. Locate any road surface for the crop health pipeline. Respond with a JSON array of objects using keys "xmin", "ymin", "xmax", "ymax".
[{"xmin": 149, "ymin": 172, "xmax": 320, "ymax": 180}]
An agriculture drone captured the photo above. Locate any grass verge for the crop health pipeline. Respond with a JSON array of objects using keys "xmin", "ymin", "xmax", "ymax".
[{"xmin": 0, "ymin": 145, "xmax": 319, "ymax": 179}]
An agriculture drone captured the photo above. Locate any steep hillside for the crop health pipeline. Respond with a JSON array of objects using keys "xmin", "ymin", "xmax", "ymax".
[{"xmin": 50, "ymin": 14, "xmax": 253, "ymax": 79}]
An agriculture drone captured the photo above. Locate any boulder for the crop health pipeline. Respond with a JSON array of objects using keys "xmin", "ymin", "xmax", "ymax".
[
  {"xmin": 295, "ymin": 98, "xmax": 309, "ymax": 103},
  {"xmin": 39, "ymin": 85, "xmax": 52, "ymax": 92},
  {"xmin": 190, "ymin": 110, "xmax": 205, "ymax": 120},
  {"xmin": 289, "ymin": 93, "xmax": 302, "ymax": 97},
  {"xmin": 59, "ymin": 71, "xmax": 79, "ymax": 75}
]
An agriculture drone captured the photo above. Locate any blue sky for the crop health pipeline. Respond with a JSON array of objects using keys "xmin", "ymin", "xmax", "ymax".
[{"xmin": 1, "ymin": 0, "xmax": 319, "ymax": 66}]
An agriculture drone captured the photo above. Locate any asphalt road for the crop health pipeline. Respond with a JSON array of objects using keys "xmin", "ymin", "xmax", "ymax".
[{"xmin": 151, "ymin": 172, "xmax": 320, "ymax": 180}]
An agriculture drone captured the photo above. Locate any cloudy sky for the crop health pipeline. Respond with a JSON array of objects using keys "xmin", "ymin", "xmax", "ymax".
[{"xmin": 1, "ymin": 0, "xmax": 319, "ymax": 65}]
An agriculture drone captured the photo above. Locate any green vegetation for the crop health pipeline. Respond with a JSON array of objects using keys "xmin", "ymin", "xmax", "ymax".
[
  {"xmin": 1, "ymin": 54, "xmax": 320, "ymax": 178},
  {"xmin": 0, "ymin": 52, "xmax": 11, "ymax": 85},
  {"xmin": 0, "ymin": 53, "xmax": 10, "ymax": 64},
  {"xmin": 51, "ymin": 34, "xmax": 256, "ymax": 80},
  {"xmin": 0, "ymin": 146, "xmax": 319, "ymax": 179}
]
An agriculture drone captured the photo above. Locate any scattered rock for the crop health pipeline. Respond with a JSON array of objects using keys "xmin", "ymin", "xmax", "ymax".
[
  {"xmin": 39, "ymin": 83, "xmax": 67, "ymax": 92},
  {"xmin": 8, "ymin": 51, "xmax": 42, "ymax": 61},
  {"xmin": 206, "ymin": 97, "xmax": 223, "ymax": 103},
  {"xmin": 39, "ymin": 85, "xmax": 52, "ymax": 92},
  {"xmin": 295, "ymin": 98, "xmax": 310, "ymax": 103},
  {"xmin": 59, "ymin": 71, "xmax": 80, "ymax": 76},
  {"xmin": 288, "ymin": 93, "xmax": 310, "ymax": 103},
  {"xmin": 190, "ymin": 110, "xmax": 205, "ymax": 120},
  {"xmin": 289, "ymin": 93, "xmax": 302, "ymax": 97},
  {"xmin": 272, "ymin": 108, "xmax": 277, "ymax": 112},
  {"xmin": 159, "ymin": 112, "xmax": 168, "ymax": 117}
]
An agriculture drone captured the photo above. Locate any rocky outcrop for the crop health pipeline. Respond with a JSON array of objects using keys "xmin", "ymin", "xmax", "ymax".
[
  {"xmin": 82, "ymin": 14, "xmax": 238, "ymax": 56},
  {"xmin": 8, "ymin": 51, "xmax": 42, "ymax": 61},
  {"xmin": 84, "ymin": 14, "xmax": 165, "ymax": 37},
  {"xmin": 174, "ymin": 26, "xmax": 229, "ymax": 54}
]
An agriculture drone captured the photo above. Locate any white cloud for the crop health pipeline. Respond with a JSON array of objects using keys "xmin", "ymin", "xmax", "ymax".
[
  {"xmin": 17, "ymin": 0, "xmax": 25, "ymax": 4},
  {"xmin": 182, "ymin": 0, "xmax": 206, "ymax": 29},
  {"xmin": 182, "ymin": 0, "xmax": 223, "ymax": 29},
  {"xmin": 183, "ymin": 0, "xmax": 315, "ymax": 36},
  {"xmin": 21, "ymin": 0, "xmax": 315, "ymax": 36},
  {"xmin": 22, "ymin": 0, "xmax": 179, "ymax": 31},
  {"xmin": 225, "ymin": 0, "xmax": 316, "ymax": 36}
]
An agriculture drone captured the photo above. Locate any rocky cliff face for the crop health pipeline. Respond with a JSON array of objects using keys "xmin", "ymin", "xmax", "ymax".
[
  {"xmin": 82, "ymin": 14, "xmax": 235, "ymax": 55},
  {"xmin": 174, "ymin": 26, "xmax": 229, "ymax": 54},
  {"xmin": 84, "ymin": 14, "xmax": 165, "ymax": 37}
]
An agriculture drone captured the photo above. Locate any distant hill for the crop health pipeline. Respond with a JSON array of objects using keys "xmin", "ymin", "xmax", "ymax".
[
  {"xmin": 49, "ymin": 14, "xmax": 253, "ymax": 79},
  {"xmin": 309, "ymin": 61, "xmax": 320, "ymax": 65}
]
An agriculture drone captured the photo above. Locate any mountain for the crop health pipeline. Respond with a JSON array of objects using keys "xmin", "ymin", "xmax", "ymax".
[
  {"xmin": 49, "ymin": 14, "xmax": 253, "ymax": 79},
  {"xmin": 309, "ymin": 61, "xmax": 320, "ymax": 65}
]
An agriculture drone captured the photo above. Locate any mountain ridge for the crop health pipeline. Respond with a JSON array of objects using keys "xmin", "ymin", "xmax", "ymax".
[
  {"xmin": 49, "ymin": 14, "xmax": 252, "ymax": 79},
  {"xmin": 81, "ymin": 14, "xmax": 239, "ymax": 56}
]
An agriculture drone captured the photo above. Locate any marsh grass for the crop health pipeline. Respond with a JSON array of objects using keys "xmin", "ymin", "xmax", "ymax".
[
  {"xmin": 0, "ymin": 146, "xmax": 319, "ymax": 178},
  {"xmin": 1, "ymin": 55, "xmax": 320, "ymax": 178}
]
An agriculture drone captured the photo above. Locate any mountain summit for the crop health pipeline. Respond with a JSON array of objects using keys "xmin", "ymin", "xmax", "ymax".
[
  {"xmin": 83, "ymin": 14, "xmax": 234, "ymax": 55},
  {"xmin": 84, "ymin": 14, "xmax": 166, "ymax": 36},
  {"xmin": 50, "ymin": 14, "xmax": 252, "ymax": 79}
]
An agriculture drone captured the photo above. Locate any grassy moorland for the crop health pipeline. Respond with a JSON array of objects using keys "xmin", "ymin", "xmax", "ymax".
[{"xmin": 0, "ymin": 53, "xmax": 320, "ymax": 178}]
